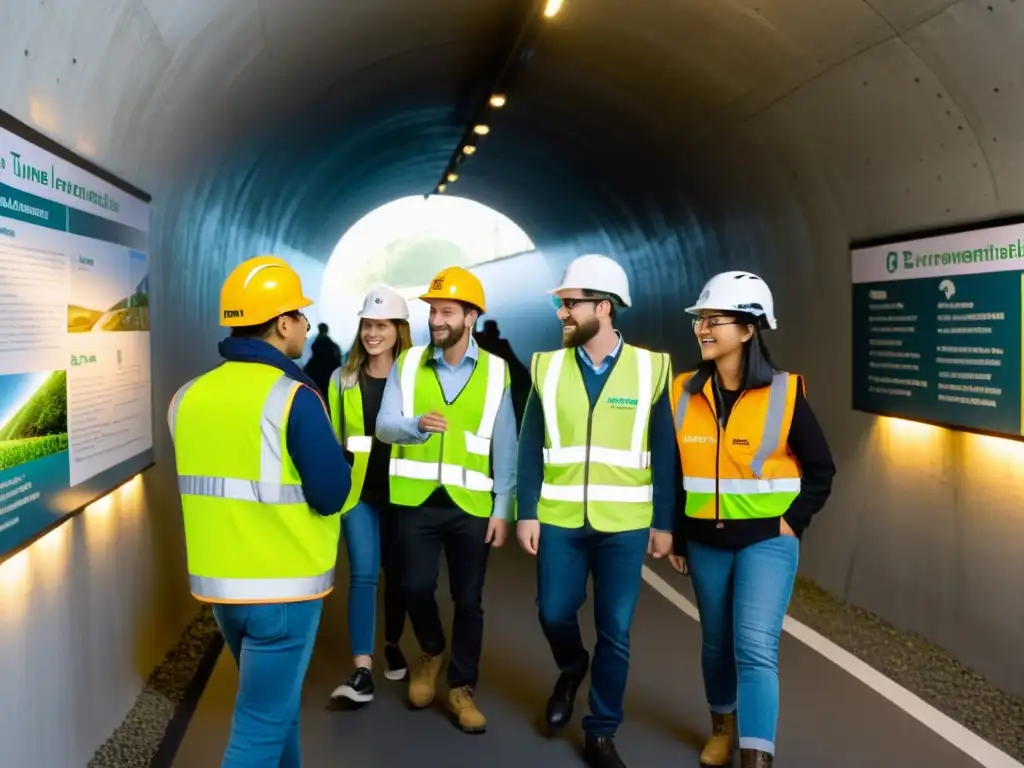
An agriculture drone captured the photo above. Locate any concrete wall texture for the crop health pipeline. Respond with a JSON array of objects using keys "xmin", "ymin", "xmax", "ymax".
[{"xmin": 2, "ymin": 0, "xmax": 1024, "ymax": 764}]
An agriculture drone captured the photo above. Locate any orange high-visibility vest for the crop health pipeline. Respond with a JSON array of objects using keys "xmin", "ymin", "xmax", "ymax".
[{"xmin": 671, "ymin": 370, "xmax": 803, "ymax": 522}]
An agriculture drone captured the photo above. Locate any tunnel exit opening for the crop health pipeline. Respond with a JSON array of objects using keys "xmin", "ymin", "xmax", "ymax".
[{"xmin": 315, "ymin": 194, "xmax": 535, "ymax": 352}]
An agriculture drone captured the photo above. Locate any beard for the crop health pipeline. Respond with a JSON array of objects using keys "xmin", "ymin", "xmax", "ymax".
[
  {"xmin": 430, "ymin": 322, "xmax": 465, "ymax": 350},
  {"xmin": 561, "ymin": 316, "xmax": 599, "ymax": 348}
]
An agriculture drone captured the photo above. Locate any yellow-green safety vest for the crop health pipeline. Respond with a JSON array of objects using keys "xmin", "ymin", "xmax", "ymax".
[
  {"xmin": 388, "ymin": 345, "xmax": 509, "ymax": 517},
  {"xmin": 168, "ymin": 361, "xmax": 341, "ymax": 604},
  {"xmin": 532, "ymin": 343, "xmax": 671, "ymax": 532},
  {"xmin": 327, "ymin": 369, "xmax": 379, "ymax": 514}
]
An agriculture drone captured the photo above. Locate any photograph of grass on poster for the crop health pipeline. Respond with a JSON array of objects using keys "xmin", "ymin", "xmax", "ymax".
[{"xmin": 0, "ymin": 370, "xmax": 69, "ymax": 471}]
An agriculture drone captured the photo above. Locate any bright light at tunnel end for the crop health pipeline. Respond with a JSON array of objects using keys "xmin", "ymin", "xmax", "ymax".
[{"xmin": 543, "ymin": 0, "xmax": 564, "ymax": 19}]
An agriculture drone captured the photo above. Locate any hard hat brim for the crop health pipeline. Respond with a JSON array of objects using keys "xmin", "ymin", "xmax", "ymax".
[
  {"xmin": 419, "ymin": 292, "xmax": 486, "ymax": 315},
  {"xmin": 358, "ymin": 310, "xmax": 410, "ymax": 321},
  {"xmin": 548, "ymin": 284, "xmax": 632, "ymax": 308},
  {"xmin": 220, "ymin": 295, "xmax": 314, "ymax": 327}
]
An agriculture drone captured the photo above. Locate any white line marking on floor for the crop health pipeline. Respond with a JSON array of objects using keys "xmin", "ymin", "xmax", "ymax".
[{"xmin": 640, "ymin": 564, "xmax": 1024, "ymax": 768}]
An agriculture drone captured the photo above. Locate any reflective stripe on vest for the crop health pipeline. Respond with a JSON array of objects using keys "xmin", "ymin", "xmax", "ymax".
[
  {"xmin": 673, "ymin": 370, "xmax": 802, "ymax": 521},
  {"xmin": 540, "ymin": 347, "xmax": 655, "ymax": 473},
  {"xmin": 389, "ymin": 345, "xmax": 505, "ymax": 491},
  {"xmin": 171, "ymin": 376, "xmax": 308, "ymax": 507},
  {"xmin": 328, "ymin": 368, "xmax": 373, "ymax": 514},
  {"xmin": 169, "ymin": 364, "xmax": 338, "ymax": 603},
  {"xmin": 534, "ymin": 343, "xmax": 669, "ymax": 532}
]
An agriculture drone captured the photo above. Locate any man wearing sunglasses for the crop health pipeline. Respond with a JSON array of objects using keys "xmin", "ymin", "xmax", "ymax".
[{"xmin": 515, "ymin": 253, "xmax": 677, "ymax": 768}]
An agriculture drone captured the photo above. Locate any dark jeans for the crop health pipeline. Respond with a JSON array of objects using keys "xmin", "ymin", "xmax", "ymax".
[
  {"xmin": 397, "ymin": 504, "xmax": 491, "ymax": 688},
  {"xmin": 537, "ymin": 524, "xmax": 649, "ymax": 736}
]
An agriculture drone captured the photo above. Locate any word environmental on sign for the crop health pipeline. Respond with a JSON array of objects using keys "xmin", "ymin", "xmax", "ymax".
[{"xmin": 851, "ymin": 219, "xmax": 1024, "ymax": 440}]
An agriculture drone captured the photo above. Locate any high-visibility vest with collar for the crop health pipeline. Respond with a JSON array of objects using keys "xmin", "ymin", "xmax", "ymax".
[
  {"xmin": 533, "ymin": 343, "xmax": 671, "ymax": 532},
  {"xmin": 327, "ymin": 368, "xmax": 395, "ymax": 514},
  {"xmin": 671, "ymin": 370, "xmax": 803, "ymax": 523},
  {"xmin": 168, "ymin": 361, "xmax": 341, "ymax": 604},
  {"xmin": 388, "ymin": 345, "xmax": 509, "ymax": 517}
]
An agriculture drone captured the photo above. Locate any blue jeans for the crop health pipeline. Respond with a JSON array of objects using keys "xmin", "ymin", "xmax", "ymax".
[
  {"xmin": 687, "ymin": 535, "xmax": 800, "ymax": 755},
  {"xmin": 342, "ymin": 501, "xmax": 406, "ymax": 657},
  {"xmin": 212, "ymin": 599, "xmax": 323, "ymax": 768},
  {"xmin": 537, "ymin": 523, "xmax": 649, "ymax": 736}
]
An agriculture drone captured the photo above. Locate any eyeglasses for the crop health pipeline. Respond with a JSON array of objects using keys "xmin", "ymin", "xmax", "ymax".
[
  {"xmin": 691, "ymin": 314, "xmax": 740, "ymax": 330},
  {"xmin": 552, "ymin": 297, "xmax": 603, "ymax": 311},
  {"xmin": 284, "ymin": 310, "xmax": 311, "ymax": 331}
]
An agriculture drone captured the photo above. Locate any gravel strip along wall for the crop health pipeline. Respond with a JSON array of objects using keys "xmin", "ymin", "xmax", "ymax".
[
  {"xmin": 788, "ymin": 577, "xmax": 1024, "ymax": 762},
  {"xmin": 88, "ymin": 606, "xmax": 221, "ymax": 768}
]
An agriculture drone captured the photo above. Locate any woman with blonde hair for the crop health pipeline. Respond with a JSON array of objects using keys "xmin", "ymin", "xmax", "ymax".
[{"xmin": 327, "ymin": 285, "xmax": 414, "ymax": 705}]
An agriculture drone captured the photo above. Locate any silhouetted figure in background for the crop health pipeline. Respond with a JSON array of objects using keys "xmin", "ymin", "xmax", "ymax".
[
  {"xmin": 474, "ymin": 319, "xmax": 529, "ymax": 429},
  {"xmin": 304, "ymin": 322, "xmax": 343, "ymax": 400}
]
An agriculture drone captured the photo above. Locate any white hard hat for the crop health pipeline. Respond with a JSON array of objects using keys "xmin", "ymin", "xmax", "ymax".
[
  {"xmin": 685, "ymin": 271, "xmax": 777, "ymax": 330},
  {"xmin": 548, "ymin": 253, "xmax": 632, "ymax": 308},
  {"xmin": 358, "ymin": 285, "xmax": 409, "ymax": 320}
]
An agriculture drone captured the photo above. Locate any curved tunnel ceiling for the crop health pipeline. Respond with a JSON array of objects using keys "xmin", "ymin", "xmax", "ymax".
[{"xmin": 4, "ymin": 0, "xmax": 1024, "ymax": 697}]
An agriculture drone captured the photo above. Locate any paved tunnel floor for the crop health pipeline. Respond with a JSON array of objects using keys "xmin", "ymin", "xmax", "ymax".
[{"xmin": 171, "ymin": 545, "xmax": 995, "ymax": 768}]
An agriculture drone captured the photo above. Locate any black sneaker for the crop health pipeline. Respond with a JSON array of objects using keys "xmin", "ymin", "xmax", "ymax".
[
  {"xmin": 330, "ymin": 667, "xmax": 375, "ymax": 704},
  {"xmin": 384, "ymin": 644, "xmax": 408, "ymax": 681}
]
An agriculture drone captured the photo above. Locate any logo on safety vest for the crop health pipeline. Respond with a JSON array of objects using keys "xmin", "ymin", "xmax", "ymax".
[
  {"xmin": 606, "ymin": 396, "xmax": 638, "ymax": 409},
  {"xmin": 682, "ymin": 435, "xmax": 714, "ymax": 444},
  {"xmin": 223, "ymin": 309, "xmax": 244, "ymax": 318},
  {"xmin": 732, "ymin": 438, "xmax": 749, "ymax": 446}
]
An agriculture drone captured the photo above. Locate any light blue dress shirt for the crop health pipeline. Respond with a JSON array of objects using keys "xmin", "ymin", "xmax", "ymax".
[
  {"xmin": 577, "ymin": 331, "xmax": 624, "ymax": 374},
  {"xmin": 375, "ymin": 336, "xmax": 518, "ymax": 521}
]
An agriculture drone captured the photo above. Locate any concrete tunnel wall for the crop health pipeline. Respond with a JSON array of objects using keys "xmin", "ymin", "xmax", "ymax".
[{"xmin": 3, "ymin": 0, "xmax": 1024, "ymax": 764}]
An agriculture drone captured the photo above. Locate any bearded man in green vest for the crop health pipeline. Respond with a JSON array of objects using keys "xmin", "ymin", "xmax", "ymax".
[
  {"xmin": 515, "ymin": 254, "xmax": 677, "ymax": 768},
  {"xmin": 376, "ymin": 266, "xmax": 518, "ymax": 735}
]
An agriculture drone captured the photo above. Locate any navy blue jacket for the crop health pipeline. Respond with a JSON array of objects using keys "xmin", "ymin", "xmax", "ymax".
[
  {"xmin": 516, "ymin": 342, "xmax": 677, "ymax": 532},
  {"xmin": 218, "ymin": 337, "xmax": 352, "ymax": 516}
]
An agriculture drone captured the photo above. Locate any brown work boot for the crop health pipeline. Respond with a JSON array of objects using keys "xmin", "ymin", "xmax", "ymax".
[
  {"xmin": 408, "ymin": 652, "xmax": 444, "ymax": 709},
  {"xmin": 447, "ymin": 685, "xmax": 487, "ymax": 733},
  {"xmin": 740, "ymin": 748, "xmax": 773, "ymax": 767},
  {"xmin": 699, "ymin": 711, "xmax": 736, "ymax": 767}
]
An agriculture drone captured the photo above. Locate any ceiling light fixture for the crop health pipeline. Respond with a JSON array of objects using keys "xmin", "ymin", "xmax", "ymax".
[
  {"xmin": 473, "ymin": 124, "xmax": 490, "ymax": 136},
  {"xmin": 489, "ymin": 94, "xmax": 507, "ymax": 108},
  {"xmin": 438, "ymin": 184, "xmax": 447, "ymax": 193},
  {"xmin": 462, "ymin": 145, "xmax": 477, "ymax": 155},
  {"xmin": 447, "ymin": 173, "xmax": 458, "ymax": 182},
  {"xmin": 543, "ymin": 0, "xmax": 564, "ymax": 19}
]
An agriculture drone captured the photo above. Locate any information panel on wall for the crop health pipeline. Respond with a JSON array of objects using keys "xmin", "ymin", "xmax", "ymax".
[
  {"xmin": 851, "ymin": 221, "xmax": 1024, "ymax": 437},
  {"xmin": 0, "ymin": 113, "xmax": 153, "ymax": 560}
]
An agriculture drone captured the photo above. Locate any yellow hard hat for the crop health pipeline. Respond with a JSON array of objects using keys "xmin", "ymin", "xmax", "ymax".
[
  {"xmin": 219, "ymin": 255, "xmax": 313, "ymax": 327},
  {"xmin": 419, "ymin": 266, "xmax": 486, "ymax": 313}
]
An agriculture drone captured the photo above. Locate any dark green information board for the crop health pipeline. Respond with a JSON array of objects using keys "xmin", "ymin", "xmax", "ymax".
[{"xmin": 851, "ymin": 224, "xmax": 1024, "ymax": 437}]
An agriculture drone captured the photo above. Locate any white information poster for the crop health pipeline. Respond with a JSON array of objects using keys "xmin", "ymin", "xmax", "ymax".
[{"xmin": 0, "ymin": 118, "xmax": 152, "ymax": 557}]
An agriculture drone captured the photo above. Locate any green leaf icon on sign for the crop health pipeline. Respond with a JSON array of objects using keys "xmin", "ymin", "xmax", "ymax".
[{"xmin": 938, "ymin": 279, "xmax": 955, "ymax": 299}]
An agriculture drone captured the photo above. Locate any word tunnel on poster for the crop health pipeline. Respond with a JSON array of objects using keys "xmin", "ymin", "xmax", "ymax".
[{"xmin": 0, "ymin": 121, "xmax": 153, "ymax": 556}]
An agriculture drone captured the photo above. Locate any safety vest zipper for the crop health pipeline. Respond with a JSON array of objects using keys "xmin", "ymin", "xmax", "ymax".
[
  {"xmin": 702, "ymin": 389, "xmax": 724, "ymax": 529},
  {"xmin": 583, "ymin": 406, "xmax": 595, "ymax": 522}
]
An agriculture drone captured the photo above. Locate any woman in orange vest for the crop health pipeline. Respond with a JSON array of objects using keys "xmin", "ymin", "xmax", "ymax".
[{"xmin": 668, "ymin": 271, "xmax": 836, "ymax": 768}]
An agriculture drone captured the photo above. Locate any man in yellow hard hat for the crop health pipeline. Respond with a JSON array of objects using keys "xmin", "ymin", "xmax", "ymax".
[
  {"xmin": 376, "ymin": 265, "xmax": 517, "ymax": 735},
  {"xmin": 167, "ymin": 255, "xmax": 353, "ymax": 768}
]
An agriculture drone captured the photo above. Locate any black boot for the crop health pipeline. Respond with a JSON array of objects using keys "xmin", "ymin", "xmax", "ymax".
[
  {"xmin": 545, "ymin": 656, "xmax": 589, "ymax": 729},
  {"xmin": 740, "ymin": 748, "xmax": 773, "ymax": 767},
  {"xmin": 584, "ymin": 733, "xmax": 627, "ymax": 768}
]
